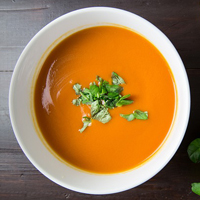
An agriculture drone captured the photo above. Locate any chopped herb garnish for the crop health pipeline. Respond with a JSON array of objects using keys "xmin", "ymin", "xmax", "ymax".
[
  {"xmin": 79, "ymin": 117, "xmax": 91, "ymax": 133},
  {"xmin": 72, "ymin": 98, "xmax": 82, "ymax": 106},
  {"xmin": 93, "ymin": 107, "xmax": 111, "ymax": 124},
  {"xmin": 133, "ymin": 110, "xmax": 148, "ymax": 120},
  {"xmin": 120, "ymin": 113, "xmax": 135, "ymax": 121},
  {"xmin": 120, "ymin": 110, "xmax": 148, "ymax": 121},
  {"xmin": 72, "ymin": 72, "xmax": 148, "ymax": 132},
  {"xmin": 73, "ymin": 83, "xmax": 82, "ymax": 95},
  {"xmin": 111, "ymin": 72, "xmax": 125, "ymax": 85}
]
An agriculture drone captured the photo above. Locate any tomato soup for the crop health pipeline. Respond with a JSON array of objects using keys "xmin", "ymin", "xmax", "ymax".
[{"xmin": 34, "ymin": 26, "xmax": 176, "ymax": 174}]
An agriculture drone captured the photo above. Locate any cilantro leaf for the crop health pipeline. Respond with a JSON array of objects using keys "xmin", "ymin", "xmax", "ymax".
[
  {"xmin": 93, "ymin": 107, "xmax": 111, "ymax": 124},
  {"xmin": 111, "ymin": 72, "xmax": 125, "ymax": 85},
  {"xmin": 79, "ymin": 117, "xmax": 91, "ymax": 133},
  {"xmin": 133, "ymin": 110, "xmax": 148, "ymax": 120},
  {"xmin": 191, "ymin": 183, "xmax": 200, "ymax": 196},
  {"xmin": 120, "ymin": 113, "xmax": 135, "ymax": 121},
  {"xmin": 73, "ymin": 83, "xmax": 82, "ymax": 95}
]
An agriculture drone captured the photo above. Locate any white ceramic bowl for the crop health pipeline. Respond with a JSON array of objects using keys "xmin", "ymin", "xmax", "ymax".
[{"xmin": 9, "ymin": 7, "xmax": 190, "ymax": 194}]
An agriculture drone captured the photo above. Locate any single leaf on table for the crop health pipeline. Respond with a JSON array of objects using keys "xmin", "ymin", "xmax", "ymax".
[
  {"xmin": 79, "ymin": 117, "xmax": 91, "ymax": 133},
  {"xmin": 120, "ymin": 113, "xmax": 135, "ymax": 121},
  {"xmin": 133, "ymin": 110, "xmax": 148, "ymax": 120},
  {"xmin": 187, "ymin": 138, "xmax": 200, "ymax": 163},
  {"xmin": 191, "ymin": 183, "xmax": 200, "ymax": 196},
  {"xmin": 111, "ymin": 72, "xmax": 125, "ymax": 85},
  {"xmin": 73, "ymin": 83, "xmax": 82, "ymax": 95},
  {"xmin": 93, "ymin": 107, "xmax": 111, "ymax": 124}
]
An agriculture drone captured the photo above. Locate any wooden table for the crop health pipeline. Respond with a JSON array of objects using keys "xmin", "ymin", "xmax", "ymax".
[{"xmin": 1, "ymin": 0, "xmax": 200, "ymax": 199}]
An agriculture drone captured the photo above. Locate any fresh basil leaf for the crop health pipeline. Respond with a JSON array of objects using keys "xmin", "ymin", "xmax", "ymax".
[
  {"xmin": 116, "ymin": 99, "xmax": 133, "ymax": 107},
  {"xmin": 96, "ymin": 76, "xmax": 103, "ymax": 82},
  {"xmin": 107, "ymin": 92, "xmax": 119, "ymax": 99},
  {"xmin": 111, "ymin": 72, "xmax": 125, "ymax": 85},
  {"xmin": 91, "ymin": 100, "xmax": 100, "ymax": 117},
  {"xmin": 72, "ymin": 99, "xmax": 81, "ymax": 106},
  {"xmin": 93, "ymin": 108, "xmax": 111, "ymax": 124},
  {"xmin": 187, "ymin": 138, "xmax": 200, "ymax": 163},
  {"xmin": 79, "ymin": 117, "xmax": 91, "ymax": 133},
  {"xmin": 191, "ymin": 183, "xmax": 200, "ymax": 196},
  {"xmin": 80, "ymin": 92, "xmax": 92, "ymax": 105},
  {"xmin": 89, "ymin": 85, "xmax": 100, "ymax": 98},
  {"xmin": 105, "ymin": 84, "xmax": 123, "ymax": 94},
  {"xmin": 115, "ymin": 94, "xmax": 133, "ymax": 107},
  {"xmin": 73, "ymin": 83, "xmax": 82, "ymax": 95},
  {"xmin": 100, "ymin": 86, "xmax": 107, "ymax": 95},
  {"xmin": 120, "ymin": 113, "xmax": 135, "ymax": 121},
  {"xmin": 83, "ymin": 88, "xmax": 93, "ymax": 101},
  {"xmin": 133, "ymin": 110, "xmax": 148, "ymax": 120},
  {"xmin": 105, "ymin": 99, "xmax": 117, "ymax": 109},
  {"xmin": 119, "ymin": 94, "xmax": 131, "ymax": 100},
  {"xmin": 90, "ymin": 82, "xmax": 96, "ymax": 86}
]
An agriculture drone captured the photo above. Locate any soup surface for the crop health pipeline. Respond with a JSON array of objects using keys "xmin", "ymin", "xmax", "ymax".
[{"xmin": 34, "ymin": 26, "xmax": 175, "ymax": 174}]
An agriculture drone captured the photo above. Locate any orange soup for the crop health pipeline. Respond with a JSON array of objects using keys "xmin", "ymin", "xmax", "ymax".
[{"xmin": 34, "ymin": 26, "xmax": 176, "ymax": 174}]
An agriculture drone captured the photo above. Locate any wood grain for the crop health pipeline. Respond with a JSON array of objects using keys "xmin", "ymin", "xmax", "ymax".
[{"xmin": 1, "ymin": 0, "xmax": 200, "ymax": 199}]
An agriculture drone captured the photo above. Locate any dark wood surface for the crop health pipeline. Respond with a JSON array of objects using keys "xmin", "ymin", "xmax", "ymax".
[{"xmin": 1, "ymin": 0, "xmax": 200, "ymax": 199}]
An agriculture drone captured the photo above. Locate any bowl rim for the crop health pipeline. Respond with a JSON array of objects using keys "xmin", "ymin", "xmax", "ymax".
[{"xmin": 9, "ymin": 7, "xmax": 191, "ymax": 194}]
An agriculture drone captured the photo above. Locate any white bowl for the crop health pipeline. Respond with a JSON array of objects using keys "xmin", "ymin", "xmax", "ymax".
[{"xmin": 9, "ymin": 7, "xmax": 190, "ymax": 194}]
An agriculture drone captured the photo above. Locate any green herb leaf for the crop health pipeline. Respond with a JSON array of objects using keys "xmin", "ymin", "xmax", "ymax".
[
  {"xmin": 80, "ymin": 92, "xmax": 92, "ymax": 105},
  {"xmin": 96, "ymin": 76, "xmax": 103, "ymax": 82},
  {"xmin": 120, "ymin": 110, "xmax": 148, "ymax": 121},
  {"xmin": 119, "ymin": 94, "xmax": 131, "ymax": 100},
  {"xmin": 115, "ymin": 94, "xmax": 133, "ymax": 107},
  {"xmin": 111, "ymin": 72, "xmax": 125, "ymax": 85},
  {"xmin": 93, "ymin": 108, "xmax": 111, "ymax": 124},
  {"xmin": 79, "ymin": 117, "xmax": 91, "ymax": 133},
  {"xmin": 116, "ymin": 99, "xmax": 133, "ymax": 107},
  {"xmin": 107, "ymin": 92, "xmax": 120, "ymax": 99},
  {"xmin": 105, "ymin": 84, "xmax": 123, "ymax": 94},
  {"xmin": 105, "ymin": 99, "xmax": 119, "ymax": 109},
  {"xmin": 120, "ymin": 113, "xmax": 135, "ymax": 121},
  {"xmin": 89, "ymin": 85, "xmax": 100, "ymax": 98},
  {"xmin": 187, "ymin": 138, "xmax": 200, "ymax": 163},
  {"xmin": 191, "ymin": 183, "xmax": 200, "ymax": 196},
  {"xmin": 91, "ymin": 100, "xmax": 100, "ymax": 117},
  {"xmin": 82, "ymin": 88, "xmax": 93, "ymax": 101},
  {"xmin": 133, "ymin": 110, "xmax": 148, "ymax": 120},
  {"xmin": 73, "ymin": 83, "xmax": 82, "ymax": 95},
  {"xmin": 72, "ymin": 99, "xmax": 81, "ymax": 106}
]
